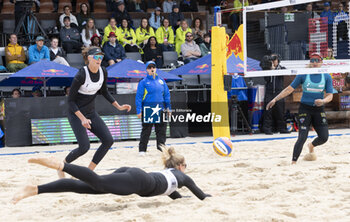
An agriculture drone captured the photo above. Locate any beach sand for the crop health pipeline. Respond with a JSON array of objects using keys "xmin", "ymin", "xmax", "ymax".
[{"xmin": 1, "ymin": 134, "xmax": 350, "ymax": 221}]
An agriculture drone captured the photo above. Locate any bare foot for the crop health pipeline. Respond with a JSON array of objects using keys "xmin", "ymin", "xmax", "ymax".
[
  {"xmin": 12, "ymin": 185, "xmax": 38, "ymax": 204},
  {"xmin": 308, "ymin": 143, "xmax": 314, "ymax": 153},
  {"xmin": 57, "ymin": 170, "xmax": 65, "ymax": 179},
  {"xmin": 28, "ymin": 157, "xmax": 64, "ymax": 171},
  {"xmin": 291, "ymin": 161, "xmax": 297, "ymax": 165}
]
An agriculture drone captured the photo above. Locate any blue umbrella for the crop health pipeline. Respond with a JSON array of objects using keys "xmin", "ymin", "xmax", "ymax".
[
  {"xmin": 168, "ymin": 54, "xmax": 211, "ymax": 75},
  {"xmin": 0, "ymin": 60, "xmax": 79, "ymax": 96},
  {"xmin": 227, "ymin": 55, "xmax": 261, "ymax": 73},
  {"xmin": 169, "ymin": 54, "xmax": 261, "ymax": 75},
  {"xmin": 106, "ymin": 59, "xmax": 182, "ymax": 82}
]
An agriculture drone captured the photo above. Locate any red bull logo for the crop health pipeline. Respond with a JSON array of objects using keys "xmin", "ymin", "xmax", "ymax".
[
  {"xmin": 43, "ymin": 69, "xmax": 63, "ymax": 73},
  {"xmin": 128, "ymin": 70, "xmax": 146, "ymax": 74},
  {"xmin": 41, "ymin": 69, "xmax": 68, "ymax": 76},
  {"xmin": 196, "ymin": 64, "xmax": 209, "ymax": 69},
  {"xmin": 227, "ymin": 33, "xmax": 242, "ymax": 58}
]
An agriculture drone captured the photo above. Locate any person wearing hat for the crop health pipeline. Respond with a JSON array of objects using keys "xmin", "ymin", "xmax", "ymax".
[
  {"xmin": 28, "ymin": 36, "xmax": 50, "ymax": 65},
  {"xmin": 102, "ymin": 32, "xmax": 126, "ymax": 66},
  {"xmin": 58, "ymin": 46, "xmax": 132, "ymax": 178},
  {"xmin": 169, "ymin": 4, "xmax": 184, "ymax": 31},
  {"xmin": 135, "ymin": 61, "xmax": 171, "ymax": 156},
  {"xmin": 260, "ymin": 54, "xmax": 289, "ymax": 135},
  {"xmin": 180, "ymin": 0, "xmax": 198, "ymax": 12},
  {"xmin": 90, "ymin": 34, "xmax": 102, "ymax": 48},
  {"xmin": 149, "ymin": 7, "xmax": 164, "ymax": 30},
  {"xmin": 32, "ymin": 86, "xmax": 42, "ymax": 97},
  {"xmin": 320, "ymin": 2, "xmax": 335, "ymax": 46},
  {"xmin": 112, "ymin": 1, "xmax": 133, "ymax": 28},
  {"xmin": 267, "ymin": 53, "xmax": 334, "ymax": 164}
]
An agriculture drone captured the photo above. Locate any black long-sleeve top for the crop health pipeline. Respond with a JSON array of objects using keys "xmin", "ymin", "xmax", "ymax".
[
  {"xmin": 142, "ymin": 169, "xmax": 210, "ymax": 200},
  {"xmin": 143, "ymin": 45, "xmax": 163, "ymax": 62},
  {"xmin": 68, "ymin": 66, "xmax": 115, "ymax": 116}
]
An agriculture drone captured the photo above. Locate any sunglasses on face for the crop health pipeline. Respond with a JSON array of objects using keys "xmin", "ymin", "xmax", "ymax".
[
  {"xmin": 182, "ymin": 163, "xmax": 187, "ymax": 168},
  {"xmin": 186, "ymin": 35, "xmax": 192, "ymax": 37},
  {"xmin": 91, "ymin": 55, "xmax": 104, "ymax": 60},
  {"xmin": 310, "ymin": 58, "xmax": 321, "ymax": 63}
]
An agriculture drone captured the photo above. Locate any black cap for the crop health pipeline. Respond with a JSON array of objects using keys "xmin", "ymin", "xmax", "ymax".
[{"xmin": 88, "ymin": 47, "xmax": 104, "ymax": 56}]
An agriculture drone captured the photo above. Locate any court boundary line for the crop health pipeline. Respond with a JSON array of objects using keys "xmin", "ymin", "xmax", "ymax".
[{"xmin": 1, "ymin": 132, "xmax": 349, "ymax": 156}]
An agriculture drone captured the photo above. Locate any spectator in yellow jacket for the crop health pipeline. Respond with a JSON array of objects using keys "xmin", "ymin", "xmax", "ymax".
[
  {"xmin": 102, "ymin": 18, "xmax": 120, "ymax": 46},
  {"xmin": 5, "ymin": 34, "xmax": 27, "ymax": 72},
  {"xmin": 118, "ymin": 18, "xmax": 139, "ymax": 52},
  {"xmin": 230, "ymin": 0, "xmax": 249, "ymax": 31},
  {"xmin": 135, "ymin": 18, "xmax": 155, "ymax": 48},
  {"xmin": 156, "ymin": 18, "xmax": 175, "ymax": 51},
  {"xmin": 175, "ymin": 20, "xmax": 192, "ymax": 55}
]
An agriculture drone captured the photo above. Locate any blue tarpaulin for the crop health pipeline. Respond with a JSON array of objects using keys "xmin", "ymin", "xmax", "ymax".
[
  {"xmin": 169, "ymin": 54, "xmax": 261, "ymax": 75},
  {"xmin": 106, "ymin": 59, "xmax": 182, "ymax": 82}
]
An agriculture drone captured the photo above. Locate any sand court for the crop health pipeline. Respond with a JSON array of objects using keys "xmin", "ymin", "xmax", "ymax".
[{"xmin": 1, "ymin": 129, "xmax": 350, "ymax": 221}]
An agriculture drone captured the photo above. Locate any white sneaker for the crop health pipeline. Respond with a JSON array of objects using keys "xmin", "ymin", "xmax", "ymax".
[{"xmin": 138, "ymin": 152, "xmax": 146, "ymax": 156}]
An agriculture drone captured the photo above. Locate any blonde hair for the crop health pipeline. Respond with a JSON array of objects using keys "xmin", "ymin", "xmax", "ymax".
[
  {"xmin": 81, "ymin": 46, "xmax": 100, "ymax": 64},
  {"xmin": 161, "ymin": 146, "xmax": 185, "ymax": 169}
]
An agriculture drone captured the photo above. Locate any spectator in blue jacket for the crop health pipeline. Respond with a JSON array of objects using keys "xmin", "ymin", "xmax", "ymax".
[
  {"xmin": 102, "ymin": 32, "xmax": 126, "ymax": 66},
  {"xmin": 149, "ymin": 7, "xmax": 164, "ymax": 30},
  {"xmin": 320, "ymin": 2, "xmax": 335, "ymax": 24},
  {"xmin": 28, "ymin": 36, "xmax": 50, "ymax": 64},
  {"xmin": 135, "ymin": 61, "xmax": 171, "ymax": 156},
  {"xmin": 320, "ymin": 2, "xmax": 335, "ymax": 46}
]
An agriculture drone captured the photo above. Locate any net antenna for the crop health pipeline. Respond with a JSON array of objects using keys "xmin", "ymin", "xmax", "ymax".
[{"xmin": 242, "ymin": 0, "xmax": 350, "ymax": 77}]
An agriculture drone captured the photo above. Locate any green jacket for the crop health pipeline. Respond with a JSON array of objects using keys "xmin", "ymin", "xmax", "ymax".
[
  {"xmin": 135, "ymin": 27, "xmax": 155, "ymax": 45},
  {"xmin": 175, "ymin": 27, "xmax": 192, "ymax": 55},
  {"xmin": 118, "ymin": 27, "xmax": 137, "ymax": 47},
  {"xmin": 102, "ymin": 24, "xmax": 120, "ymax": 46},
  {"xmin": 200, "ymin": 43, "xmax": 211, "ymax": 57},
  {"xmin": 155, "ymin": 26, "xmax": 175, "ymax": 45}
]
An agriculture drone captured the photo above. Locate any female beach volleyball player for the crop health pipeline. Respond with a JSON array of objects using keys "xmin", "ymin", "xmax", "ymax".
[
  {"xmin": 61, "ymin": 46, "xmax": 131, "ymax": 177},
  {"xmin": 12, "ymin": 147, "xmax": 211, "ymax": 204},
  {"xmin": 266, "ymin": 53, "xmax": 333, "ymax": 164}
]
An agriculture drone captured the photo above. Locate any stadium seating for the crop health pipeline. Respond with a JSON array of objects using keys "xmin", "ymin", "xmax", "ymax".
[
  {"xmin": 126, "ymin": 52, "xmax": 142, "ymax": 61},
  {"xmin": 66, "ymin": 53, "xmax": 85, "ymax": 68},
  {"xmin": 162, "ymin": 51, "xmax": 178, "ymax": 68},
  {"xmin": 199, "ymin": 74, "xmax": 211, "ymax": 86},
  {"xmin": 2, "ymin": 20, "xmax": 15, "ymax": 34},
  {"xmin": 0, "ymin": 47, "xmax": 6, "ymax": 67}
]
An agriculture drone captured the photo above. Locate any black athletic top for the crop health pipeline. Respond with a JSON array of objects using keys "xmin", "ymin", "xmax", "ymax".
[
  {"xmin": 143, "ymin": 169, "xmax": 210, "ymax": 200},
  {"xmin": 68, "ymin": 66, "xmax": 115, "ymax": 115}
]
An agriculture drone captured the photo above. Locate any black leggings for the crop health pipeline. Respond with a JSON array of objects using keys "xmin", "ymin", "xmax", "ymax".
[
  {"xmin": 139, "ymin": 121, "xmax": 167, "ymax": 152},
  {"xmin": 293, "ymin": 103, "xmax": 329, "ymax": 161},
  {"xmin": 38, "ymin": 164, "xmax": 155, "ymax": 196},
  {"xmin": 65, "ymin": 111, "xmax": 114, "ymax": 165}
]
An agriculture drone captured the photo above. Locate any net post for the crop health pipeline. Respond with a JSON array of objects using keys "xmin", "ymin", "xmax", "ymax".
[
  {"xmin": 214, "ymin": 6, "xmax": 222, "ymax": 26},
  {"xmin": 243, "ymin": 6, "xmax": 247, "ymax": 75}
]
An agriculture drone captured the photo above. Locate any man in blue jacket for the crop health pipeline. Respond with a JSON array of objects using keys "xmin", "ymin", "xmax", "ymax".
[
  {"xmin": 135, "ymin": 61, "xmax": 171, "ymax": 156},
  {"xmin": 320, "ymin": 2, "xmax": 335, "ymax": 46},
  {"xmin": 28, "ymin": 36, "xmax": 50, "ymax": 64},
  {"xmin": 102, "ymin": 32, "xmax": 126, "ymax": 66}
]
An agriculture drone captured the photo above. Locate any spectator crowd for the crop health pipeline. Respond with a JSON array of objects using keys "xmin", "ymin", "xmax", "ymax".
[{"xmin": 2, "ymin": 0, "xmax": 209, "ymax": 74}]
